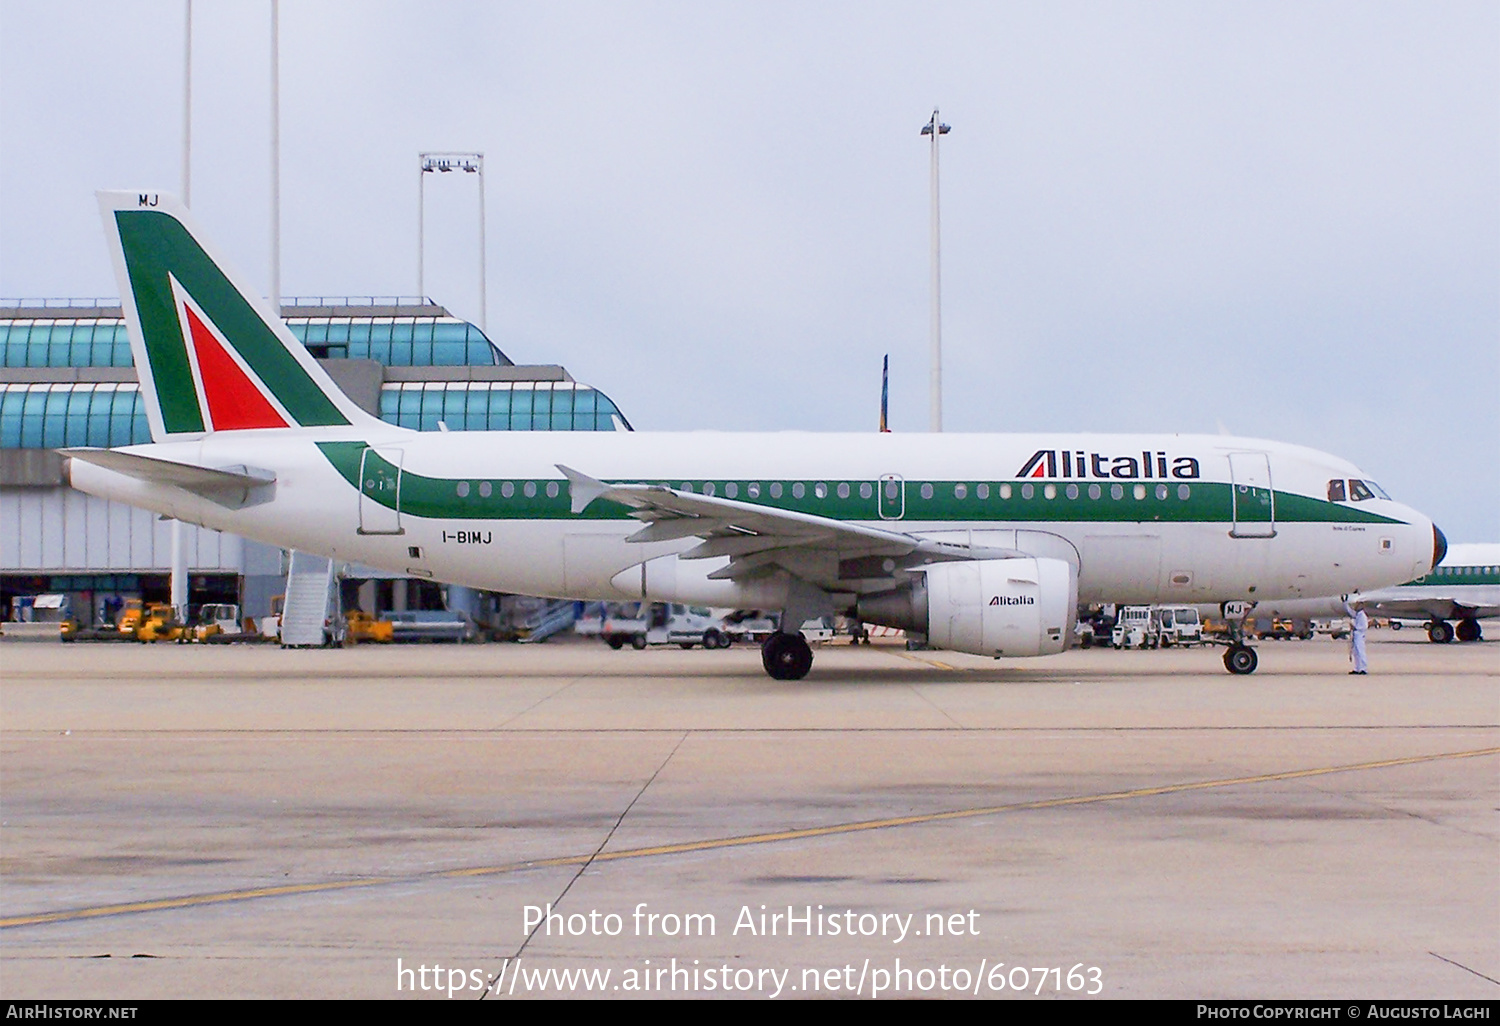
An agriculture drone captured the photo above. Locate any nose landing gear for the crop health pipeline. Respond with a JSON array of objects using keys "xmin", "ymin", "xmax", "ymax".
[{"xmin": 1223, "ymin": 645, "xmax": 1259, "ymax": 675}]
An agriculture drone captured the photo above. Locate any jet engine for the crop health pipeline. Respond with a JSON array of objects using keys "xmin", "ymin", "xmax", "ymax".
[{"xmin": 856, "ymin": 557, "xmax": 1078, "ymax": 658}]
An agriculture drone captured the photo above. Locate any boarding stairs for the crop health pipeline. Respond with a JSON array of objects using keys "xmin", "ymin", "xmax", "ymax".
[
  {"xmin": 518, "ymin": 599, "xmax": 578, "ymax": 644},
  {"xmin": 280, "ymin": 550, "xmax": 336, "ymax": 647}
]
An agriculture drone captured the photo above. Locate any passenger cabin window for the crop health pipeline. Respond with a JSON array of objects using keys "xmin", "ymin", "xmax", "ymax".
[
  {"xmin": 1348, "ymin": 479, "xmax": 1375, "ymax": 501},
  {"xmin": 1327, "ymin": 479, "xmax": 1346, "ymax": 502}
]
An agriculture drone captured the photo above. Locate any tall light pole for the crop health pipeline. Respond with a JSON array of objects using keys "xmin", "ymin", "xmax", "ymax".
[
  {"xmin": 921, "ymin": 109, "xmax": 950, "ymax": 433},
  {"xmin": 173, "ymin": 0, "xmax": 195, "ymax": 621},
  {"xmin": 182, "ymin": 0, "xmax": 192, "ymax": 206},
  {"xmin": 269, "ymin": 0, "xmax": 280, "ymax": 311},
  {"xmin": 417, "ymin": 152, "xmax": 487, "ymax": 328}
]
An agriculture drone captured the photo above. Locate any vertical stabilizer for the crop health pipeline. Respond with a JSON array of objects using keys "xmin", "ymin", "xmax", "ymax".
[{"xmin": 97, "ymin": 191, "xmax": 381, "ymax": 441}]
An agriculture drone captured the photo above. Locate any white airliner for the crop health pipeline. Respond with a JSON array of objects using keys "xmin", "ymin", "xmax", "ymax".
[
  {"xmin": 1240, "ymin": 542, "xmax": 1498, "ymax": 643},
  {"xmin": 63, "ymin": 192, "xmax": 1447, "ymax": 680}
]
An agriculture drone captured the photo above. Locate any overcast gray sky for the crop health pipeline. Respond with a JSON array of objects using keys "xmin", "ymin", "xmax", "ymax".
[{"xmin": 2, "ymin": 1, "xmax": 1495, "ymax": 540}]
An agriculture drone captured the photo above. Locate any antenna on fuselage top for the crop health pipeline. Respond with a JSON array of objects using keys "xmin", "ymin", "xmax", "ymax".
[{"xmin": 879, "ymin": 354, "xmax": 891, "ymax": 433}]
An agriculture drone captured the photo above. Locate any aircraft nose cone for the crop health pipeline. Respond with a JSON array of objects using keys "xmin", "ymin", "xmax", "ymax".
[{"xmin": 1432, "ymin": 524, "xmax": 1448, "ymax": 571}]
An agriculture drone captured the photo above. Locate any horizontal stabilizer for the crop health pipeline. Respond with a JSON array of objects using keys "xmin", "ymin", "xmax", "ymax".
[{"xmin": 62, "ymin": 448, "xmax": 276, "ymax": 509}]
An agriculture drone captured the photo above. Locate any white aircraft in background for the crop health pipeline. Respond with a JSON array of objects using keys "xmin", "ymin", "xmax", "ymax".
[
  {"xmin": 1239, "ymin": 542, "xmax": 1498, "ymax": 643},
  {"xmin": 63, "ymin": 192, "xmax": 1446, "ymax": 680}
]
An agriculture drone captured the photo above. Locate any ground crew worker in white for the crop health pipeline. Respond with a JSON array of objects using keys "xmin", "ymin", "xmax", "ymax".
[{"xmin": 1344, "ymin": 600, "xmax": 1368, "ymax": 675}]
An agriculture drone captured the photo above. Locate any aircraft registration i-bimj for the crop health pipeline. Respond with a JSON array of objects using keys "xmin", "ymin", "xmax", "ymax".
[{"xmin": 64, "ymin": 191, "xmax": 1447, "ymax": 680}]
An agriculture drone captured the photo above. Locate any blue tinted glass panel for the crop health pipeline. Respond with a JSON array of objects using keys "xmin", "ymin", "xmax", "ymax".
[
  {"xmin": 418, "ymin": 389, "xmax": 443, "ymax": 431},
  {"xmin": 509, "ymin": 388, "xmax": 533, "ymax": 430},
  {"xmin": 573, "ymin": 389, "xmax": 597, "ymax": 429},
  {"xmin": 442, "ymin": 388, "xmax": 468, "ymax": 428},
  {"xmin": 548, "ymin": 389, "xmax": 574, "ymax": 430},
  {"xmin": 486, "ymin": 389, "xmax": 511, "ymax": 430},
  {"xmin": 47, "ymin": 326, "xmax": 72, "ymax": 367},
  {"xmin": 430, "ymin": 339, "xmax": 466, "ymax": 365},
  {"xmin": 20, "ymin": 390, "xmax": 47, "ymax": 447},
  {"xmin": 397, "ymin": 387, "xmax": 422, "ymax": 420},
  {"xmin": 41, "ymin": 392, "xmax": 67, "ymax": 447}
]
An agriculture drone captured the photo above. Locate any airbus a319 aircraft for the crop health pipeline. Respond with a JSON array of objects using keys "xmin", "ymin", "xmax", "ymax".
[{"xmin": 65, "ymin": 192, "xmax": 1447, "ymax": 680}]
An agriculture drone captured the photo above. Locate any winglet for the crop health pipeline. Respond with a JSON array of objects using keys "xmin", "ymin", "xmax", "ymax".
[{"xmin": 557, "ymin": 464, "xmax": 609, "ymax": 514}]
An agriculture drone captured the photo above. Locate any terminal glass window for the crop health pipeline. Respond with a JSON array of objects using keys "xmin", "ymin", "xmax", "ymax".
[{"xmin": 377, "ymin": 383, "xmax": 630, "ymax": 433}]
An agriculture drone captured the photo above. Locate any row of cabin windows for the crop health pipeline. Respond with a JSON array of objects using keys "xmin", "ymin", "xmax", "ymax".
[{"xmin": 448, "ymin": 479, "xmax": 1195, "ymax": 504}]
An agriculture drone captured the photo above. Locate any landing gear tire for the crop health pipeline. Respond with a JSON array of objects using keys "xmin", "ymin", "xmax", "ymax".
[
  {"xmin": 1224, "ymin": 645, "xmax": 1258, "ymax": 675},
  {"xmin": 631, "ymin": 634, "xmax": 647, "ymax": 651},
  {"xmin": 762, "ymin": 632, "xmax": 813, "ymax": 681},
  {"xmin": 1456, "ymin": 618, "xmax": 1482, "ymax": 642},
  {"xmin": 1427, "ymin": 621, "xmax": 1454, "ymax": 644}
]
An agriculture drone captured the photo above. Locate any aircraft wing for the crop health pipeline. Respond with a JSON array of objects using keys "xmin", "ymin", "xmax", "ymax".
[
  {"xmin": 559, "ymin": 464, "xmax": 1018, "ymax": 584},
  {"xmin": 1362, "ymin": 597, "xmax": 1500, "ymax": 620}
]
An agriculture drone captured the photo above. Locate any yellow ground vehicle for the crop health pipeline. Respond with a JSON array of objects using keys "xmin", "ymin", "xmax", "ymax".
[
  {"xmin": 344, "ymin": 610, "xmax": 395, "ymax": 644},
  {"xmin": 136, "ymin": 603, "xmax": 184, "ymax": 642},
  {"xmin": 116, "ymin": 598, "xmax": 146, "ymax": 638}
]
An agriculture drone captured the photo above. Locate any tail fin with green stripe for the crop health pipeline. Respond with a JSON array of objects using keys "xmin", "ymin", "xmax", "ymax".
[{"xmin": 98, "ymin": 191, "xmax": 381, "ymax": 441}]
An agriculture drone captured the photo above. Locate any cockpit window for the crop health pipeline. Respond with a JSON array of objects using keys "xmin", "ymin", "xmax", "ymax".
[
  {"xmin": 1348, "ymin": 479, "xmax": 1378, "ymax": 501},
  {"xmin": 1365, "ymin": 480, "xmax": 1390, "ymax": 499},
  {"xmin": 1327, "ymin": 479, "xmax": 1347, "ymax": 502}
]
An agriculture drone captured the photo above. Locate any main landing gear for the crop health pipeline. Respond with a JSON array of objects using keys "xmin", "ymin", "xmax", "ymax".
[
  {"xmin": 762, "ymin": 631, "xmax": 813, "ymax": 681},
  {"xmin": 1432, "ymin": 618, "xmax": 1484, "ymax": 643}
]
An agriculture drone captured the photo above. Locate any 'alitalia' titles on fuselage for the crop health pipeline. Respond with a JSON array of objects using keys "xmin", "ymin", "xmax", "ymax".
[{"xmin": 1017, "ymin": 449, "xmax": 1201, "ymax": 480}]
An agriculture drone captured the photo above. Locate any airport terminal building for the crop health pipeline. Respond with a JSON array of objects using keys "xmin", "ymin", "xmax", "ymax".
[{"xmin": 0, "ymin": 297, "xmax": 631, "ymax": 630}]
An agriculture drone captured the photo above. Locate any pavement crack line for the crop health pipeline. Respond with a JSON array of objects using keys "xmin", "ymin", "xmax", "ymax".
[
  {"xmin": 1299, "ymin": 777, "xmax": 1495, "ymax": 842},
  {"xmin": 905, "ymin": 681, "xmax": 964, "ymax": 728},
  {"xmin": 492, "ymin": 676, "xmax": 584, "ymax": 729},
  {"xmin": 1428, "ymin": 951, "xmax": 1500, "ymax": 987},
  {"xmin": 3, "ymin": 744, "xmax": 1493, "ymax": 933},
  {"xmin": 481, "ymin": 729, "xmax": 689, "ymax": 998}
]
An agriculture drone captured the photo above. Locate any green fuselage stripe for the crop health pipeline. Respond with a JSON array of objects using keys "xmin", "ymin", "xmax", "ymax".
[{"xmin": 318, "ymin": 442, "xmax": 1404, "ymax": 528}]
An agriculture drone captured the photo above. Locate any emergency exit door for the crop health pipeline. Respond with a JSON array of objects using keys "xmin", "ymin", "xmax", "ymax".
[{"xmin": 877, "ymin": 475, "xmax": 904, "ymax": 520}]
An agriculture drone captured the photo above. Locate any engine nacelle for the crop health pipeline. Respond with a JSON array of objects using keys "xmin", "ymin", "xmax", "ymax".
[{"xmin": 857, "ymin": 557, "xmax": 1078, "ymax": 658}]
